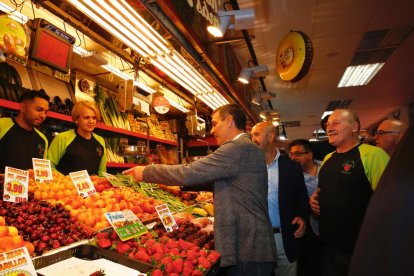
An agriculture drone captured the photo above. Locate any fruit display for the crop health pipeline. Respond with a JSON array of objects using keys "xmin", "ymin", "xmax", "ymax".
[
  {"xmin": 93, "ymin": 227, "xmax": 220, "ymax": 276},
  {"xmin": 0, "ymin": 215, "xmax": 34, "ymax": 255},
  {"xmin": 0, "ymin": 198, "xmax": 93, "ymax": 255},
  {"xmin": 27, "ymin": 171, "xmax": 162, "ymax": 230}
]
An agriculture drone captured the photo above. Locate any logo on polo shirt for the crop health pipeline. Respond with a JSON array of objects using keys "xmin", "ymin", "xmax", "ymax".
[
  {"xmin": 96, "ymin": 146, "xmax": 103, "ymax": 157},
  {"xmin": 342, "ymin": 160, "xmax": 355, "ymax": 174},
  {"xmin": 38, "ymin": 144, "xmax": 45, "ymax": 158}
]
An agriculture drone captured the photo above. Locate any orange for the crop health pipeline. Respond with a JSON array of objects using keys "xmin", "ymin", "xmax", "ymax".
[
  {"xmin": 0, "ymin": 216, "xmax": 5, "ymax": 226},
  {"xmin": 0, "ymin": 226, "xmax": 9, "ymax": 237},
  {"xmin": 23, "ymin": 241, "xmax": 35, "ymax": 255},
  {"xmin": 12, "ymin": 235, "xmax": 24, "ymax": 246},
  {"xmin": 8, "ymin": 226, "xmax": 18, "ymax": 237}
]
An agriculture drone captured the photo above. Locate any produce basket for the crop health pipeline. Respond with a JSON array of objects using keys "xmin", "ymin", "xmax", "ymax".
[{"xmin": 33, "ymin": 244, "xmax": 153, "ymax": 275}]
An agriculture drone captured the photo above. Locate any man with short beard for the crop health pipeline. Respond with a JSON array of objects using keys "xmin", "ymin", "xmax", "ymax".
[
  {"xmin": 310, "ymin": 109, "xmax": 389, "ymax": 276},
  {"xmin": 0, "ymin": 89, "xmax": 50, "ymax": 172}
]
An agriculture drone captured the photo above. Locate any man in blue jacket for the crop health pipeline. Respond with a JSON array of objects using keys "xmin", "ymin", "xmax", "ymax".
[{"xmin": 251, "ymin": 122, "xmax": 310, "ymax": 276}]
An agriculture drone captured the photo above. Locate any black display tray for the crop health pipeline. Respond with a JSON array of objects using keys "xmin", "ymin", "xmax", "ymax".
[{"xmin": 33, "ymin": 244, "xmax": 153, "ymax": 275}]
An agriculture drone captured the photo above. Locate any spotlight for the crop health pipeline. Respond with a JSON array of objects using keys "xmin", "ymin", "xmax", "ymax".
[
  {"xmin": 238, "ymin": 65, "xmax": 269, "ymax": 84},
  {"xmin": 279, "ymin": 125, "xmax": 287, "ymax": 140},
  {"xmin": 251, "ymin": 88, "xmax": 276, "ymax": 105},
  {"xmin": 251, "ymin": 93, "xmax": 262, "ymax": 105},
  {"xmin": 207, "ymin": 8, "xmax": 255, "ymax": 38}
]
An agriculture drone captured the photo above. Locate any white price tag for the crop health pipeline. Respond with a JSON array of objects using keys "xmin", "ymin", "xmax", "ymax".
[
  {"xmin": 3, "ymin": 167, "xmax": 29, "ymax": 203},
  {"xmin": 69, "ymin": 170, "xmax": 96, "ymax": 198},
  {"xmin": 0, "ymin": 247, "xmax": 37, "ymax": 275},
  {"xmin": 155, "ymin": 203, "xmax": 178, "ymax": 232},
  {"xmin": 32, "ymin": 158, "xmax": 53, "ymax": 182}
]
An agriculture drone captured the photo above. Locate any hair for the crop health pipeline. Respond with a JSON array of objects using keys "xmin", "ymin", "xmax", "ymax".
[
  {"xmin": 71, "ymin": 101, "xmax": 101, "ymax": 122},
  {"xmin": 335, "ymin": 108, "xmax": 361, "ymax": 132},
  {"xmin": 289, "ymin": 139, "xmax": 314, "ymax": 154},
  {"xmin": 19, "ymin": 89, "xmax": 50, "ymax": 103},
  {"xmin": 212, "ymin": 104, "xmax": 246, "ymax": 131}
]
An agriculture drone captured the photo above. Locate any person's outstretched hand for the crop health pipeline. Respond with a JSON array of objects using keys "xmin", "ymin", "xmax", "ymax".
[{"xmin": 123, "ymin": 166, "xmax": 146, "ymax": 182}]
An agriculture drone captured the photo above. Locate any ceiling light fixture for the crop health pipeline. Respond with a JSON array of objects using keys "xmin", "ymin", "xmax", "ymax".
[
  {"xmin": 279, "ymin": 125, "xmax": 287, "ymax": 140},
  {"xmin": 238, "ymin": 65, "xmax": 269, "ymax": 84},
  {"xmin": 0, "ymin": 2, "xmax": 29, "ymax": 23},
  {"xmin": 207, "ymin": 8, "xmax": 255, "ymax": 38},
  {"xmin": 68, "ymin": 0, "xmax": 228, "ymax": 110},
  {"xmin": 337, "ymin": 63, "xmax": 385, "ymax": 87}
]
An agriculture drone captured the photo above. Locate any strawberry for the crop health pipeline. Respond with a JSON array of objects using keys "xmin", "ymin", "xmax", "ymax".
[
  {"xmin": 152, "ymin": 252, "xmax": 165, "ymax": 262},
  {"xmin": 199, "ymin": 250, "xmax": 208, "ymax": 257},
  {"xmin": 172, "ymin": 258, "xmax": 184, "ymax": 273},
  {"xmin": 150, "ymin": 243, "xmax": 164, "ymax": 255},
  {"xmin": 135, "ymin": 249, "xmax": 151, "ymax": 263},
  {"xmin": 183, "ymin": 267, "xmax": 194, "ymax": 276},
  {"xmin": 161, "ymin": 256, "xmax": 173, "ymax": 274},
  {"xmin": 116, "ymin": 242, "xmax": 131, "ymax": 255},
  {"xmin": 191, "ymin": 269, "xmax": 203, "ymax": 276},
  {"xmin": 89, "ymin": 269, "xmax": 105, "ymax": 276},
  {"xmin": 170, "ymin": 248, "xmax": 180, "ymax": 256},
  {"xmin": 150, "ymin": 268, "xmax": 163, "ymax": 276},
  {"xmin": 197, "ymin": 256, "xmax": 211, "ymax": 269},
  {"xmin": 97, "ymin": 238, "xmax": 112, "ymax": 249},
  {"xmin": 96, "ymin": 232, "xmax": 109, "ymax": 239},
  {"xmin": 207, "ymin": 251, "xmax": 220, "ymax": 263},
  {"xmin": 109, "ymin": 230, "xmax": 118, "ymax": 241},
  {"xmin": 166, "ymin": 239, "xmax": 179, "ymax": 249},
  {"xmin": 179, "ymin": 239, "xmax": 196, "ymax": 250}
]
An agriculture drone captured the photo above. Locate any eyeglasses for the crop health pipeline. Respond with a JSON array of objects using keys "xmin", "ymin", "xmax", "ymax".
[
  {"xmin": 289, "ymin": 151, "xmax": 309, "ymax": 158},
  {"xmin": 375, "ymin": 130, "xmax": 400, "ymax": 136}
]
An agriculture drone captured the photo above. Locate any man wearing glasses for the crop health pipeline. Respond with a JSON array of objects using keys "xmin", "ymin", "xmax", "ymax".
[
  {"xmin": 289, "ymin": 139, "xmax": 323, "ymax": 276},
  {"xmin": 374, "ymin": 119, "xmax": 408, "ymax": 156},
  {"xmin": 251, "ymin": 122, "xmax": 309, "ymax": 276}
]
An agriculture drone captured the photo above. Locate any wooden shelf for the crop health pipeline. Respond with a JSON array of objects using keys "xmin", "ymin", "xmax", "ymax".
[
  {"xmin": 0, "ymin": 98, "xmax": 178, "ymax": 146},
  {"xmin": 106, "ymin": 162, "xmax": 144, "ymax": 168}
]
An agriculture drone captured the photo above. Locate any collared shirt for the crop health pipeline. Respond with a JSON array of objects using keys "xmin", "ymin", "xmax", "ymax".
[
  {"xmin": 303, "ymin": 160, "xmax": 321, "ymax": 235},
  {"xmin": 267, "ymin": 150, "xmax": 281, "ymax": 228},
  {"xmin": 232, "ymin": 132, "xmax": 246, "ymax": 141}
]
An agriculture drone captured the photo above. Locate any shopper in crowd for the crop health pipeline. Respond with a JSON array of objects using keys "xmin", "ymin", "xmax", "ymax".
[
  {"xmin": 288, "ymin": 139, "xmax": 322, "ymax": 276},
  {"xmin": 0, "ymin": 89, "xmax": 50, "ymax": 172},
  {"xmin": 310, "ymin": 109, "xmax": 389, "ymax": 276},
  {"xmin": 374, "ymin": 119, "xmax": 408, "ymax": 156},
  {"xmin": 251, "ymin": 122, "xmax": 309, "ymax": 276},
  {"xmin": 48, "ymin": 101, "xmax": 106, "ymax": 176},
  {"xmin": 349, "ymin": 120, "xmax": 414, "ymax": 276},
  {"xmin": 124, "ymin": 104, "xmax": 277, "ymax": 275},
  {"xmin": 312, "ymin": 114, "xmax": 336, "ymax": 161}
]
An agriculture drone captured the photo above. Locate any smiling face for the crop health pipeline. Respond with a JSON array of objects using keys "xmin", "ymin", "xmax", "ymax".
[
  {"xmin": 75, "ymin": 107, "xmax": 97, "ymax": 137},
  {"xmin": 20, "ymin": 97, "xmax": 49, "ymax": 129},
  {"xmin": 326, "ymin": 109, "xmax": 360, "ymax": 151}
]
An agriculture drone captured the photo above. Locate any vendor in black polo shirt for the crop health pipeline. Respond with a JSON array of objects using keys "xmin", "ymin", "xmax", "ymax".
[
  {"xmin": 48, "ymin": 101, "xmax": 106, "ymax": 176},
  {"xmin": 0, "ymin": 89, "xmax": 50, "ymax": 172}
]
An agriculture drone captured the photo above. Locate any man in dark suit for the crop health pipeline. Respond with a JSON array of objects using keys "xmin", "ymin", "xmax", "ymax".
[
  {"xmin": 251, "ymin": 122, "xmax": 310, "ymax": 276},
  {"xmin": 124, "ymin": 104, "xmax": 277, "ymax": 275}
]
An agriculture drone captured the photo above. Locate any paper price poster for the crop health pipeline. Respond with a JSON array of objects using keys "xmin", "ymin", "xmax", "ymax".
[
  {"xmin": 69, "ymin": 170, "xmax": 96, "ymax": 198},
  {"xmin": 0, "ymin": 247, "xmax": 37, "ymax": 276},
  {"xmin": 155, "ymin": 203, "xmax": 178, "ymax": 232},
  {"xmin": 105, "ymin": 210, "xmax": 148, "ymax": 241},
  {"xmin": 102, "ymin": 172, "xmax": 123, "ymax": 187},
  {"xmin": 3, "ymin": 167, "xmax": 29, "ymax": 203},
  {"xmin": 32, "ymin": 158, "xmax": 53, "ymax": 182}
]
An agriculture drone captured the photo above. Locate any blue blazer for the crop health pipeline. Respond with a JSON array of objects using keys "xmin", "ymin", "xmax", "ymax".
[{"xmin": 278, "ymin": 154, "xmax": 310, "ymax": 262}]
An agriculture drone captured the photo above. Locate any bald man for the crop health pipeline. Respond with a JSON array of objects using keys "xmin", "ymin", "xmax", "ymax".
[{"xmin": 375, "ymin": 119, "xmax": 408, "ymax": 156}]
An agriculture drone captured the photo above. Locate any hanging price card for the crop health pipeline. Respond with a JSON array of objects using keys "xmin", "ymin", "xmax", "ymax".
[
  {"xmin": 69, "ymin": 170, "xmax": 96, "ymax": 198},
  {"xmin": 155, "ymin": 203, "xmax": 178, "ymax": 232},
  {"xmin": 0, "ymin": 247, "xmax": 37, "ymax": 276},
  {"xmin": 102, "ymin": 172, "xmax": 123, "ymax": 187},
  {"xmin": 105, "ymin": 210, "xmax": 148, "ymax": 241},
  {"xmin": 32, "ymin": 158, "xmax": 53, "ymax": 182},
  {"xmin": 3, "ymin": 167, "xmax": 29, "ymax": 203}
]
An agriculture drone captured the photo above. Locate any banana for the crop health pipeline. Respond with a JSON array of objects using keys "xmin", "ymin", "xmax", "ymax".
[{"xmin": 192, "ymin": 207, "xmax": 208, "ymax": 217}]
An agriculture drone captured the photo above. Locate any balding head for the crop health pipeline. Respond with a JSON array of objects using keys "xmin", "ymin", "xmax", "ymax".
[
  {"xmin": 375, "ymin": 119, "xmax": 408, "ymax": 155},
  {"xmin": 251, "ymin": 122, "xmax": 279, "ymax": 152}
]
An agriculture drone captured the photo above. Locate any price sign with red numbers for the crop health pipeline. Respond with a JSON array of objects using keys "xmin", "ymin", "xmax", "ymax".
[
  {"xmin": 69, "ymin": 170, "xmax": 96, "ymax": 198},
  {"xmin": 32, "ymin": 158, "xmax": 53, "ymax": 182},
  {"xmin": 3, "ymin": 167, "xmax": 29, "ymax": 203}
]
